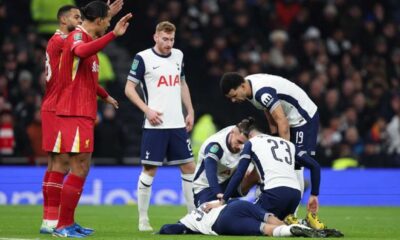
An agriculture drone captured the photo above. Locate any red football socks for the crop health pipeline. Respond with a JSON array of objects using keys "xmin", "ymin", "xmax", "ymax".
[
  {"xmin": 42, "ymin": 171, "xmax": 50, "ymax": 220},
  {"xmin": 46, "ymin": 171, "xmax": 64, "ymax": 220},
  {"xmin": 56, "ymin": 174, "xmax": 85, "ymax": 228}
]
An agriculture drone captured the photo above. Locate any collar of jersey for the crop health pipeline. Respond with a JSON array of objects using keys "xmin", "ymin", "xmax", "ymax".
[
  {"xmin": 151, "ymin": 47, "xmax": 171, "ymax": 58},
  {"xmin": 226, "ymin": 132, "xmax": 235, "ymax": 153},
  {"xmin": 246, "ymin": 78, "xmax": 253, "ymax": 101}
]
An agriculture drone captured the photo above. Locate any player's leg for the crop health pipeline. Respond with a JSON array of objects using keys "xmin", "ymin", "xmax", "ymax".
[
  {"xmin": 138, "ymin": 164, "xmax": 157, "ymax": 231},
  {"xmin": 212, "ymin": 200, "xmax": 268, "ymax": 236},
  {"xmin": 138, "ymin": 129, "xmax": 168, "ymax": 231},
  {"xmin": 40, "ymin": 153, "xmax": 69, "ymax": 233},
  {"xmin": 264, "ymin": 214, "xmax": 325, "ymax": 237},
  {"xmin": 167, "ymin": 128, "xmax": 195, "ymax": 212},
  {"xmin": 56, "ymin": 153, "xmax": 90, "ymax": 221},
  {"xmin": 158, "ymin": 223, "xmax": 196, "ymax": 234},
  {"xmin": 53, "ymin": 117, "xmax": 94, "ymax": 237},
  {"xmin": 40, "ymin": 111, "xmax": 69, "ymax": 233},
  {"xmin": 179, "ymin": 161, "xmax": 196, "ymax": 212},
  {"xmin": 256, "ymin": 187, "xmax": 301, "ymax": 220}
]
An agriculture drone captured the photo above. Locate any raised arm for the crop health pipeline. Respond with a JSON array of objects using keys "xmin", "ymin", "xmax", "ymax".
[{"xmin": 73, "ymin": 13, "xmax": 132, "ymax": 58}]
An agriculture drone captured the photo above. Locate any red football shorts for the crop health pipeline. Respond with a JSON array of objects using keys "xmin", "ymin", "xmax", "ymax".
[
  {"xmin": 42, "ymin": 111, "xmax": 61, "ymax": 152},
  {"xmin": 48, "ymin": 115, "xmax": 95, "ymax": 153}
]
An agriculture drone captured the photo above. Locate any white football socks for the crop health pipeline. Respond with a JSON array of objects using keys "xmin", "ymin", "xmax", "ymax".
[
  {"xmin": 137, "ymin": 172, "xmax": 154, "ymax": 221},
  {"xmin": 272, "ymin": 225, "xmax": 293, "ymax": 237},
  {"xmin": 181, "ymin": 173, "xmax": 195, "ymax": 213}
]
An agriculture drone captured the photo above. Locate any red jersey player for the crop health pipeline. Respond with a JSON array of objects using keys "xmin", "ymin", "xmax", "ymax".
[
  {"xmin": 40, "ymin": 0, "xmax": 123, "ymax": 236},
  {"xmin": 52, "ymin": 1, "xmax": 132, "ymax": 238}
]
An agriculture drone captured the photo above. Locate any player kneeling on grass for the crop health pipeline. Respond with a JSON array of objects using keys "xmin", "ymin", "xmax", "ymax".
[
  {"xmin": 193, "ymin": 117, "xmax": 260, "ymax": 207},
  {"xmin": 159, "ymin": 199, "xmax": 325, "ymax": 237}
]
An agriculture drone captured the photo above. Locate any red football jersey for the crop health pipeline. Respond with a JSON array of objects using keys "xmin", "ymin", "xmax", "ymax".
[
  {"xmin": 56, "ymin": 26, "xmax": 99, "ymax": 120},
  {"xmin": 41, "ymin": 30, "xmax": 66, "ymax": 112}
]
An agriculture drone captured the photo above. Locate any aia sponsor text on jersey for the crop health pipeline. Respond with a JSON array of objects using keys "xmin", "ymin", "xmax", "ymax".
[{"xmin": 157, "ymin": 74, "xmax": 180, "ymax": 87}]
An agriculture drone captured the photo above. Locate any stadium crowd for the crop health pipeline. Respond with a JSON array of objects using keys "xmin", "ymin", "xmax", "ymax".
[{"xmin": 0, "ymin": 0, "xmax": 400, "ymax": 167}]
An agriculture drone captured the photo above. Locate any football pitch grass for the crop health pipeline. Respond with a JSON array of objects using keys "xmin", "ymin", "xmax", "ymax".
[{"xmin": 0, "ymin": 205, "xmax": 399, "ymax": 239}]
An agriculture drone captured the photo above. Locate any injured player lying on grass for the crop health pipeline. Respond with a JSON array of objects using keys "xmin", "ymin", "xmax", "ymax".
[{"xmin": 157, "ymin": 199, "xmax": 343, "ymax": 237}]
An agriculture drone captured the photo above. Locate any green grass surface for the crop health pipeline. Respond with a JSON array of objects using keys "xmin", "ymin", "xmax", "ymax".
[{"xmin": 0, "ymin": 205, "xmax": 399, "ymax": 239}]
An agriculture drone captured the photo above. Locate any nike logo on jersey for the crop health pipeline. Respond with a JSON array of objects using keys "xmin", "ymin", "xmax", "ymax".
[{"xmin": 153, "ymin": 66, "xmax": 160, "ymax": 69}]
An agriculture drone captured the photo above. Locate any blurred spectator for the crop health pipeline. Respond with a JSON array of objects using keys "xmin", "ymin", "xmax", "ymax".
[
  {"xmin": 93, "ymin": 104, "xmax": 125, "ymax": 162},
  {"xmin": 343, "ymin": 126, "xmax": 364, "ymax": 159},
  {"xmin": 1, "ymin": 0, "xmax": 400, "ymax": 167},
  {"xmin": 385, "ymin": 94, "xmax": 400, "ymax": 166},
  {"xmin": 26, "ymin": 108, "xmax": 46, "ymax": 159},
  {"xmin": 0, "ymin": 110, "xmax": 15, "ymax": 156}
]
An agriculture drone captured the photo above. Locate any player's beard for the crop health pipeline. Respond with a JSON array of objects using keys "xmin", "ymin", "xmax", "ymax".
[{"xmin": 67, "ymin": 24, "xmax": 76, "ymax": 33}]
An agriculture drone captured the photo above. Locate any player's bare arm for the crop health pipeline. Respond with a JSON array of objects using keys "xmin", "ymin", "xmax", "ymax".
[
  {"xmin": 108, "ymin": 0, "xmax": 124, "ymax": 17},
  {"xmin": 264, "ymin": 110, "xmax": 278, "ymax": 135},
  {"xmin": 125, "ymin": 80, "xmax": 163, "ymax": 126},
  {"xmin": 181, "ymin": 80, "xmax": 194, "ymax": 132},
  {"xmin": 270, "ymin": 104, "xmax": 290, "ymax": 140},
  {"xmin": 104, "ymin": 96, "xmax": 119, "ymax": 109},
  {"xmin": 96, "ymin": 85, "xmax": 118, "ymax": 109},
  {"xmin": 113, "ymin": 13, "xmax": 133, "ymax": 36}
]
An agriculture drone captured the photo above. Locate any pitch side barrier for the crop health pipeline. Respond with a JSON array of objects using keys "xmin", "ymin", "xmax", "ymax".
[{"xmin": 0, "ymin": 166, "xmax": 399, "ymax": 206}]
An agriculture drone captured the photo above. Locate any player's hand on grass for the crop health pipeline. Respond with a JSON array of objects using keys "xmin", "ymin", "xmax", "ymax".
[
  {"xmin": 185, "ymin": 111, "xmax": 194, "ymax": 132},
  {"xmin": 307, "ymin": 195, "xmax": 319, "ymax": 213},
  {"xmin": 108, "ymin": 0, "xmax": 124, "ymax": 17},
  {"xmin": 145, "ymin": 108, "xmax": 163, "ymax": 126},
  {"xmin": 104, "ymin": 96, "xmax": 119, "ymax": 109},
  {"xmin": 113, "ymin": 13, "xmax": 133, "ymax": 36}
]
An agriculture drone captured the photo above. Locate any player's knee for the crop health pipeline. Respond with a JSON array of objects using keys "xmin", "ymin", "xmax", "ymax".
[
  {"xmin": 180, "ymin": 161, "xmax": 195, "ymax": 174},
  {"xmin": 142, "ymin": 165, "xmax": 157, "ymax": 176},
  {"xmin": 52, "ymin": 154, "xmax": 70, "ymax": 174},
  {"xmin": 69, "ymin": 153, "xmax": 91, "ymax": 177}
]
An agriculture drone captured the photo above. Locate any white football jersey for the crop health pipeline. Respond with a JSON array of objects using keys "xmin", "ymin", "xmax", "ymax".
[
  {"xmin": 193, "ymin": 126, "xmax": 241, "ymax": 194},
  {"xmin": 246, "ymin": 74, "xmax": 317, "ymax": 127},
  {"xmin": 244, "ymin": 134, "xmax": 300, "ymax": 191},
  {"xmin": 179, "ymin": 201, "xmax": 226, "ymax": 235},
  {"xmin": 128, "ymin": 48, "xmax": 186, "ymax": 129}
]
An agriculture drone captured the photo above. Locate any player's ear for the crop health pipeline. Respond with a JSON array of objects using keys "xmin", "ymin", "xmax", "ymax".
[
  {"xmin": 95, "ymin": 17, "xmax": 102, "ymax": 26},
  {"xmin": 59, "ymin": 15, "xmax": 67, "ymax": 25},
  {"xmin": 153, "ymin": 33, "xmax": 158, "ymax": 42}
]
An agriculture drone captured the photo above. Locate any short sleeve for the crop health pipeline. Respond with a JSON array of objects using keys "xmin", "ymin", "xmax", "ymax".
[
  {"xmin": 204, "ymin": 142, "xmax": 224, "ymax": 161},
  {"xmin": 180, "ymin": 58, "xmax": 186, "ymax": 82},
  {"xmin": 127, "ymin": 54, "xmax": 145, "ymax": 83},
  {"xmin": 71, "ymin": 32, "xmax": 84, "ymax": 50},
  {"xmin": 254, "ymin": 87, "xmax": 280, "ymax": 112},
  {"xmin": 240, "ymin": 141, "xmax": 253, "ymax": 160}
]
